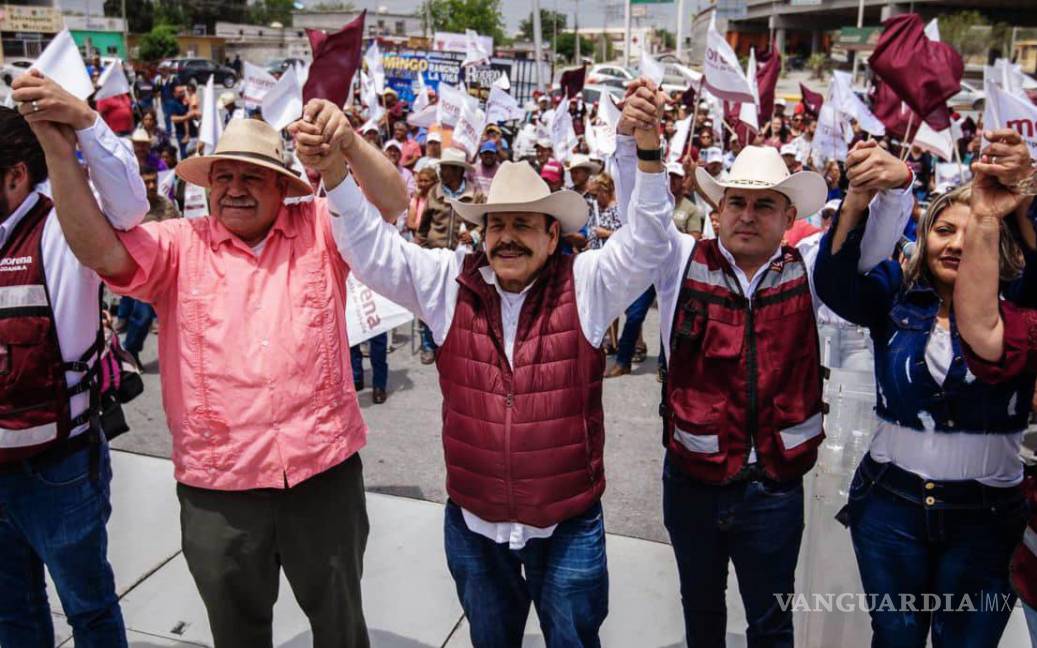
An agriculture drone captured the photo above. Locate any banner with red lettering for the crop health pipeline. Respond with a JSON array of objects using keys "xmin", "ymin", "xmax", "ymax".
[
  {"xmin": 345, "ymin": 276, "xmax": 414, "ymax": 345},
  {"xmin": 983, "ymin": 79, "xmax": 1037, "ymax": 160}
]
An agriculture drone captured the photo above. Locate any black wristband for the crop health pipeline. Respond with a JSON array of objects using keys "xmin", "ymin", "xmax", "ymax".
[{"xmin": 636, "ymin": 147, "xmax": 662, "ymax": 161}]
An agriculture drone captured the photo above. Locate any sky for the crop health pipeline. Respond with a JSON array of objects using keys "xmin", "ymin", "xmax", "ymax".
[{"xmin": 57, "ymin": 0, "xmax": 701, "ymax": 36}]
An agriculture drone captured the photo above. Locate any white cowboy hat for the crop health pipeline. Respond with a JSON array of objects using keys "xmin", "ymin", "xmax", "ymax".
[
  {"xmin": 695, "ymin": 145, "xmax": 826, "ymax": 219},
  {"xmin": 217, "ymin": 91, "xmax": 236, "ymax": 109},
  {"xmin": 449, "ymin": 161, "xmax": 588, "ymax": 234},
  {"xmin": 665, "ymin": 161, "xmax": 685, "ymax": 178},
  {"xmin": 130, "ymin": 128, "xmax": 151, "ymax": 144},
  {"xmin": 438, "ymin": 147, "xmax": 473, "ymax": 172},
  {"xmin": 566, "ymin": 153, "xmax": 602, "ymax": 174},
  {"xmin": 176, "ymin": 118, "xmax": 311, "ymax": 198}
]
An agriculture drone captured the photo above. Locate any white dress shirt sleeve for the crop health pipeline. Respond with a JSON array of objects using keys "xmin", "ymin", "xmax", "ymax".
[
  {"xmin": 326, "ymin": 175, "xmax": 462, "ymax": 344},
  {"xmin": 75, "ymin": 116, "xmax": 149, "ymax": 230},
  {"xmin": 856, "ymin": 182, "xmax": 914, "ymax": 272},
  {"xmin": 573, "ymin": 170, "xmax": 674, "ymax": 347},
  {"xmin": 612, "ymin": 134, "xmax": 638, "ymax": 226}
]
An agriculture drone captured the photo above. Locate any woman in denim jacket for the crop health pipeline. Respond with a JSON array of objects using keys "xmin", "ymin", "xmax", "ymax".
[{"xmin": 814, "ymin": 132, "xmax": 1035, "ymax": 648}]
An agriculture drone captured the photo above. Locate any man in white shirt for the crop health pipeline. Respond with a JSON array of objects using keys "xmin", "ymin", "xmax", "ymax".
[
  {"xmin": 1, "ymin": 71, "xmax": 147, "ymax": 646},
  {"xmin": 293, "ymin": 81, "xmax": 672, "ymax": 647}
]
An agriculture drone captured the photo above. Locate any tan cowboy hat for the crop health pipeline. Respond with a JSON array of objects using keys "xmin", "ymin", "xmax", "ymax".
[
  {"xmin": 449, "ymin": 161, "xmax": 589, "ymax": 234},
  {"xmin": 566, "ymin": 153, "xmax": 602, "ymax": 174},
  {"xmin": 176, "ymin": 119, "xmax": 312, "ymax": 198},
  {"xmin": 130, "ymin": 128, "xmax": 151, "ymax": 144},
  {"xmin": 438, "ymin": 147, "xmax": 473, "ymax": 172},
  {"xmin": 695, "ymin": 145, "xmax": 826, "ymax": 219}
]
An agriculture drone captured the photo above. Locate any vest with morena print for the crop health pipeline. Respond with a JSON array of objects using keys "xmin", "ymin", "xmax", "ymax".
[{"xmin": 664, "ymin": 238, "xmax": 824, "ymax": 484}]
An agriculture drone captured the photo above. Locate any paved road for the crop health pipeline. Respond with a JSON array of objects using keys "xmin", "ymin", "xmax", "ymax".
[{"xmin": 115, "ymin": 305, "xmax": 673, "ymax": 543}]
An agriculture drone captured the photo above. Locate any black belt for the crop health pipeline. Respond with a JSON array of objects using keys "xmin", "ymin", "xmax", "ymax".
[
  {"xmin": 860, "ymin": 452, "xmax": 1023, "ymax": 510},
  {"xmin": 0, "ymin": 428, "xmax": 99, "ymax": 475}
]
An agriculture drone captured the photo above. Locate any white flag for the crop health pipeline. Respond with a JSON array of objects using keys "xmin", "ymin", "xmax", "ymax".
[
  {"xmin": 453, "ymin": 101, "xmax": 487, "ymax": 158},
  {"xmin": 702, "ymin": 13, "xmax": 753, "ymax": 103},
  {"xmin": 584, "ymin": 114, "xmax": 598, "ymax": 156},
  {"xmin": 407, "ymin": 104, "xmax": 438, "ymax": 128},
  {"xmin": 364, "ymin": 41, "xmax": 385, "ymax": 93},
  {"xmin": 157, "ymin": 169, "xmax": 176, "ymax": 198},
  {"xmin": 199, "ymin": 75, "xmax": 223, "ymax": 155},
  {"xmin": 667, "ymin": 115, "xmax": 693, "ymax": 164},
  {"xmin": 345, "ymin": 275, "xmax": 414, "ymax": 346},
  {"xmin": 242, "ymin": 61, "xmax": 277, "ymax": 109},
  {"xmin": 411, "ymin": 72, "xmax": 430, "ymax": 113},
  {"xmin": 738, "ymin": 48, "xmax": 760, "ymax": 131},
  {"xmin": 912, "ymin": 120, "xmax": 955, "ymax": 161},
  {"xmin": 550, "ymin": 98, "xmax": 577, "ymax": 163},
  {"xmin": 640, "ymin": 50, "xmax": 665, "ymax": 87},
  {"xmin": 599, "ymin": 90, "xmax": 621, "ymax": 130},
  {"xmin": 492, "ymin": 72, "xmax": 511, "ymax": 91},
  {"xmin": 461, "ymin": 28, "xmax": 492, "ymax": 67},
  {"xmin": 361, "ymin": 71, "xmax": 384, "ymax": 124},
  {"xmin": 182, "ymin": 182, "xmax": 209, "ymax": 219},
  {"xmin": 485, "ymin": 86, "xmax": 524, "ymax": 124},
  {"xmin": 32, "ymin": 29, "xmax": 93, "ymax": 101},
  {"xmin": 94, "ymin": 59, "xmax": 130, "ymax": 100},
  {"xmin": 924, "ymin": 18, "xmax": 940, "ymax": 42},
  {"xmin": 983, "ymin": 79, "xmax": 1037, "ymax": 161},
  {"xmin": 830, "ymin": 70, "xmax": 886, "ymax": 137},
  {"xmin": 812, "ymin": 104, "xmax": 849, "ymax": 163},
  {"xmin": 261, "ymin": 64, "xmax": 303, "ymax": 132},
  {"xmin": 437, "ymin": 83, "xmax": 473, "ymax": 128}
]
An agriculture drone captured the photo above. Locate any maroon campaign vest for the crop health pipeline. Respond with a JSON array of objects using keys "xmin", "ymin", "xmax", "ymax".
[
  {"xmin": 0, "ymin": 195, "xmax": 91, "ymax": 462},
  {"xmin": 436, "ymin": 252, "xmax": 606, "ymax": 528},
  {"xmin": 664, "ymin": 239, "xmax": 824, "ymax": 484}
]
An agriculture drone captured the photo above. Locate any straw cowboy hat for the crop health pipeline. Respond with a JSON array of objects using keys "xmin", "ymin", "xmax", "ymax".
[
  {"xmin": 176, "ymin": 118, "xmax": 311, "ymax": 198},
  {"xmin": 566, "ymin": 153, "xmax": 602, "ymax": 174},
  {"xmin": 695, "ymin": 145, "xmax": 826, "ymax": 218},
  {"xmin": 438, "ymin": 147, "xmax": 473, "ymax": 172},
  {"xmin": 449, "ymin": 161, "xmax": 589, "ymax": 234}
]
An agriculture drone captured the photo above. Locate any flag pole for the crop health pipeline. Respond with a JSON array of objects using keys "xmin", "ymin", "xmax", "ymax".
[
  {"xmin": 624, "ymin": 0, "xmax": 632, "ymax": 68},
  {"xmin": 532, "ymin": 0, "xmax": 545, "ymax": 92},
  {"xmin": 901, "ymin": 112, "xmax": 915, "ymax": 161}
]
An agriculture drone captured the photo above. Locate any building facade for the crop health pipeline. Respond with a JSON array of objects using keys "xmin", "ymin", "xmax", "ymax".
[
  {"xmin": 0, "ymin": 1, "xmax": 62, "ymax": 62},
  {"xmin": 64, "ymin": 14, "xmax": 126, "ymax": 58}
]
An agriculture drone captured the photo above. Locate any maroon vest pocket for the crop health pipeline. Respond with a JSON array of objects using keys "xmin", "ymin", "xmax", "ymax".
[
  {"xmin": 771, "ymin": 393, "xmax": 825, "ymax": 461},
  {"xmin": 669, "ymin": 398, "xmax": 727, "ymax": 464}
]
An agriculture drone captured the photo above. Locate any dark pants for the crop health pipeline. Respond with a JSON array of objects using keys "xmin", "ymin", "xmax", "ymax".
[
  {"xmin": 161, "ymin": 99, "xmax": 177, "ymax": 136},
  {"xmin": 0, "ymin": 439, "xmax": 126, "ymax": 647},
  {"xmin": 177, "ymin": 453, "xmax": 370, "ymax": 648},
  {"xmin": 444, "ymin": 500, "xmax": 609, "ymax": 648},
  {"xmin": 845, "ymin": 454, "xmax": 1025, "ymax": 648},
  {"xmin": 119, "ymin": 297, "xmax": 156, "ymax": 356},
  {"xmin": 663, "ymin": 453, "xmax": 803, "ymax": 648},
  {"xmin": 616, "ymin": 287, "xmax": 655, "ymax": 366},
  {"xmin": 350, "ymin": 333, "xmax": 388, "ymax": 390}
]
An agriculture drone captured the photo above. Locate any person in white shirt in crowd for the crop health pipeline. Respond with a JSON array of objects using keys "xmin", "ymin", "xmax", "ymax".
[
  {"xmin": 414, "ymin": 131, "xmax": 442, "ymax": 173},
  {"xmin": 293, "ymin": 79, "xmax": 674, "ymax": 648},
  {"xmin": 1, "ymin": 71, "xmax": 148, "ymax": 647},
  {"xmin": 609, "ymin": 80, "xmax": 914, "ymax": 646},
  {"xmin": 780, "ymin": 142, "xmax": 803, "ymax": 174}
]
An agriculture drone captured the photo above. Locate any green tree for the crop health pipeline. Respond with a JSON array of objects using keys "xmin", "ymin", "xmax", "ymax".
[
  {"xmin": 518, "ymin": 10, "xmax": 566, "ymax": 42},
  {"xmin": 138, "ymin": 23, "xmax": 180, "ymax": 61},
  {"xmin": 554, "ymin": 32, "xmax": 593, "ymax": 63},
  {"xmin": 103, "ymin": 0, "xmax": 154, "ymax": 34},
  {"xmin": 420, "ymin": 0, "xmax": 506, "ymax": 44},
  {"xmin": 655, "ymin": 28, "xmax": 675, "ymax": 51},
  {"xmin": 940, "ymin": 10, "xmax": 990, "ymax": 60}
]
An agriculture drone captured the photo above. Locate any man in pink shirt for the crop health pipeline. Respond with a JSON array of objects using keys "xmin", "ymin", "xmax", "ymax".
[{"xmin": 43, "ymin": 113, "xmax": 407, "ymax": 648}]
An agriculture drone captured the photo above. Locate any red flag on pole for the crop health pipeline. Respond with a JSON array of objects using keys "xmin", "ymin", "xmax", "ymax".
[
  {"xmin": 799, "ymin": 83, "xmax": 824, "ymax": 118},
  {"xmin": 870, "ymin": 77, "xmax": 920, "ymax": 142},
  {"xmin": 868, "ymin": 13, "xmax": 961, "ymax": 131},
  {"xmin": 303, "ymin": 10, "xmax": 366, "ymax": 108},
  {"xmin": 755, "ymin": 46, "xmax": 782, "ymax": 122},
  {"xmin": 559, "ymin": 66, "xmax": 587, "ymax": 98}
]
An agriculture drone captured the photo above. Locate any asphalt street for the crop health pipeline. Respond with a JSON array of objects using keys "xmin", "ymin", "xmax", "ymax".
[{"xmin": 114, "ymin": 305, "xmax": 672, "ymax": 543}]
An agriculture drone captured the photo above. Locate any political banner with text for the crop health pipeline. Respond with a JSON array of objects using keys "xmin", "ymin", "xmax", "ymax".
[{"xmin": 345, "ymin": 276, "xmax": 414, "ymax": 345}]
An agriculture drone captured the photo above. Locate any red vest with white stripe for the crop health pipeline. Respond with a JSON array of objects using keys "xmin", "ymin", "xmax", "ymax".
[
  {"xmin": 0, "ymin": 195, "xmax": 83, "ymax": 461},
  {"xmin": 664, "ymin": 239, "xmax": 824, "ymax": 484},
  {"xmin": 1010, "ymin": 468, "xmax": 1037, "ymax": 608},
  {"xmin": 436, "ymin": 252, "xmax": 606, "ymax": 528}
]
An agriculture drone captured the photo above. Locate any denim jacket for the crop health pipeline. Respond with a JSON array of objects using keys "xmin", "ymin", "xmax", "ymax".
[{"xmin": 814, "ymin": 216, "xmax": 1037, "ymax": 436}]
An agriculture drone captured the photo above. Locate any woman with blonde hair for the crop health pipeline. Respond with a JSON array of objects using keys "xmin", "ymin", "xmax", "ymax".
[{"xmin": 814, "ymin": 130, "xmax": 1036, "ymax": 647}]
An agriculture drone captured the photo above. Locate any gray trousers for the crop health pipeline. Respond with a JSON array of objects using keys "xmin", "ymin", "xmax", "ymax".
[{"xmin": 177, "ymin": 453, "xmax": 370, "ymax": 648}]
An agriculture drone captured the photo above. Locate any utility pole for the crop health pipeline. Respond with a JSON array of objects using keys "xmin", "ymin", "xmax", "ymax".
[
  {"xmin": 850, "ymin": 0, "xmax": 865, "ymax": 84},
  {"xmin": 121, "ymin": 0, "xmax": 128, "ymax": 59},
  {"xmin": 676, "ymin": 0, "xmax": 685, "ymax": 60},
  {"xmin": 532, "ymin": 0, "xmax": 545, "ymax": 91},
  {"xmin": 574, "ymin": 0, "xmax": 580, "ymax": 63},
  {"xmin": 623, "ymin": 0, "xmax": 631, "ymax": 67}
]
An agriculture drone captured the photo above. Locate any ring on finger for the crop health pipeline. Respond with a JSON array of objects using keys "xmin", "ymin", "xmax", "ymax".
[
  {"xmin": 31, "ymin": 100, "xmax": 39, "ymax": 113},
  {"xmin": 992, "ymin": 156, "xmax": 998, "ymax": 165}
]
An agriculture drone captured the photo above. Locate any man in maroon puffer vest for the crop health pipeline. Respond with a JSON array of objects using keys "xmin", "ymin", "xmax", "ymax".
[{"xmin": 295, "ymin": 81, "xmax": 673, "ymax": 647}]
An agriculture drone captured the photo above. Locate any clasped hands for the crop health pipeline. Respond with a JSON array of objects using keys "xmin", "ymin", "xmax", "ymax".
[{"xmin": 289, "ymin": 100, "xmax": 357, "ymax": 187}]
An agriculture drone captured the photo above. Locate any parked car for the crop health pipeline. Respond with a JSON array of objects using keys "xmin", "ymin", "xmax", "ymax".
[
  {"xmin": 1, "ymin": 57, "xmax": 33, "ymax": 87},
  {"xmin": 169, "ymin": 58, "xmax": 238, "ymax": 88},
  {"xmin": 587, "ymin": 64, "xmax": 635, "ymax": 88},
  {"xmin": 580, "ymin": 84, "xmax": 624, "ymax": 105},
  {"xmin": 949, "ymin": 80, "xmax": 985, "ymax": 111},
  {"xmin": 266, "ymin": 57, "xmax": 307, "ymax": 77}
]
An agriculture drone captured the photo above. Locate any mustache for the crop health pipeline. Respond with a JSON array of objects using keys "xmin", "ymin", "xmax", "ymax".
[
  {"xmin": 219, "ymin": 197, "xmax": 257, "ymax": 208},
  {"xmin": 490, "ymin": 241, "xmax": 532, "ymax": 258}
]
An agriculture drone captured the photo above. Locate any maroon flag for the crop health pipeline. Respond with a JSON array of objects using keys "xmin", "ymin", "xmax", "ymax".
[
  {"xmin": 559, "ymin": 66, "xmax": 587, "ymax": 98},
  {"xmin": 799, "ymin": 82, "xmax": 823, "ymax": 117},
  {"xmin": 303, "ymin": 10, "xmax": 366, "ymax": 108},
  {"xmin": 681, "ymin": 85, "xmax": 697, "ymax": 109},
  {"xmin": 870, "ymin": 78, "xmax": 920, "ymax": 142},
  {"xmin": 868, "ymin": 13, "xmax": 962, "ymax": 130},
  {"xmin": 724, "ymin": 100, "xmax": 756, "ymax": 148},
  {"xmin": 755, "ymin": 46, "xmax": 782, "ymax": 121}
]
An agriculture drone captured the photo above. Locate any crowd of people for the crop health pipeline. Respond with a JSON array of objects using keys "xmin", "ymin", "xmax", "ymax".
[{"xmin": 0, "ymin": 45, "xmax": 1036, "ymax": 648}]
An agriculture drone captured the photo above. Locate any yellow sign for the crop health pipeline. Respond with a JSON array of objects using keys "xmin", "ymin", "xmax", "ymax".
[{"xmin": 0, "ymin": 4, "xmax": 64, "ymax": 33}]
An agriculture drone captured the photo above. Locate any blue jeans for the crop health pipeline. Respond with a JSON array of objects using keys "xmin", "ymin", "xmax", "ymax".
[
  {"xmin": 161, "ymin": 99, "xmax": 177, "ymax": 135},
  {"xmin": 444, "ymin": 500, "xmax": 608, "ymax": 648},
  {"xmin": 350, "ymin": 332, "xmax": 388, "ymax": 390},
  {"xmin": 0, "ymin": 439, "xmax": 126, "ymax": 647},
  {"xmin": 121, "ymin": 298, "xmax": 156, "ymax": 356},
  {"xmin": 419, "ymin": 321, "xmax": 437, "ymax": 353},
  {"xmin": 615, "ymin": 287, "xmax": 655, "ymax": 366},
  {"xmin": 663, "ymin": 453, "xmax": 803, "ymax": 648},
  {"xmin": 845, "ymin": 457, "xmax": 1025, "ymax": 648}
]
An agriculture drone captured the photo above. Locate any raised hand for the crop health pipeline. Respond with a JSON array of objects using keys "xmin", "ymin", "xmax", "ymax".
[
  {"xmin": 971, "ymin": 130, "xmax": 1032, "ymax": 221},
  {"xmin": 289, "ymin": 99, "xmax": 353, "ymax": 175},
  {"xmin": 621, "ymin": 83, "xmax": 666, "ymax": 153},
  {"xmin": 12, "ymin": 70, "xmax": 95, "ymax": 130},
  {"xmin": 845, "ymin": 139, "xmax": 912, "ymax": 195}
]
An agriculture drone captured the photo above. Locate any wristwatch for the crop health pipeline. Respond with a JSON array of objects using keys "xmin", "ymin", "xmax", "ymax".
[{"xmin": 636, "ymin": 147, "xmax": 662, "ymax": 161}]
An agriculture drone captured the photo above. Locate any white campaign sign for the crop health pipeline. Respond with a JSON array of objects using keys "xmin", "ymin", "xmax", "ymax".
[
  {"xmin": 435, "ymin": 31, "xmax": 493, "ymax": 56},
  {"xmin": 411, "ymin": 72, "xmax": 430, "ymax": 113},
  {"xmin": 242, "ymin": 61, "xmax": 277, "ymax": 109},
  {"xmin": 812, "ymin": 104, "xmax": 849, "ymax": 163},
  {"xmin": 639, "ymin": 51, "xmax": 665, "ymax": 87},
  {"xmin": 667, "ymin": 115, "xmax": 693, "ymax": 164},
  {"xmin": 345, "ymin": 275, "xmax": 414, "ymax": 345},
  {"xmin": 198, "ymin": 75, "xmax": 223, "ymax": 155},
  {"xmin": 453, "ymin": 101, "xmax": 486, "ymax": 158},
  {"xmin": 462, "ymin": 28, "xmax": 492, "ymax": 67},
  {"xmin": 983, "ymin": 79, "xmax": 1037, "ymax": 160},
  {"xmin": 182, "ymin": 183, "xmax": 208, "ymax": 219},
  {"xmin": 364, "ymin": 41, "xmax": 385, "ymax": 93},
  {"xmin": 550, "ymin": 98, "xmax": 577, "ymax": 163},
  {"xmin": 738, "ymin": 47, "xmax": 759, "ymax": 131},
  {"xmin": 702, "ymin": 13, "xmax": 753, "ymax": 103},
  {"xmin": 912, "ymin": 120, "xmax": 954, "ymax": 161},
  {"xmin": 437, "ymin": 83, "xmax": 474, "ymax": 128},
  {"xmin": 95, "ymin": 58, "xmax": 130, "ymax": 100},
  {"xmin": 261, "ymin": 64, "xmax": 303, "ymax": 132},
  {"xmin": 32, "ymin": 29, "xmax": 93, "ymax": 101},
  {"xmin": 485, "ymin": 86, "xmax": 524, "ymax": 124},
  {"xmin": 830, "ymin": 70, "xmax": 885, "ymax": 137}
]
